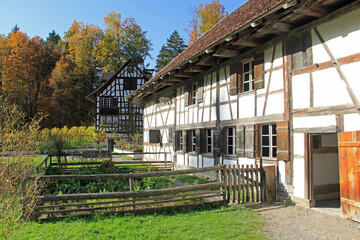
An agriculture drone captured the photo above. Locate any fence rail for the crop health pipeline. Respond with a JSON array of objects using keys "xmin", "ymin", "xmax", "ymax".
[{"xmin": 25, "ymin": 155, "xmax": 270, "ymax": 220}]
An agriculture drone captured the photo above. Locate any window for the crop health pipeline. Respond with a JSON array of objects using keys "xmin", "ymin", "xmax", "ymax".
[
  {"xmin": 191, "ymin": 83, "xmax": 197, "ymax": 105},
  {"xmin": 243, "ymin": 60, "xmax": 254, "ymax": 92},
  {"xmin": 124, "ymin": 78, "xmax": 138, "ymax": 90},
  {"xmin": 191, "ymin": 130, "xmax": 196, "ymax": 152},
  {"xmin": 206, "ymin": 129, "xmax": 213, "ymax": 153},
  {"xmin": 149, "ymin": 130, "xmax": 161, "ymax": 144},
  {"xmin": 100, "ymin": 97, "xmax": 113, "ymax": 108},
  {"xmin": 262, "ymin": 124, "xmax": 277, "ymax": 158},
  {"xmin": 179, "ymin": 131, "xmax": 183, "ymax": 151},
  {"xmin": 226, "ymin": 127, "xmax": 236, "ymax": 155}
]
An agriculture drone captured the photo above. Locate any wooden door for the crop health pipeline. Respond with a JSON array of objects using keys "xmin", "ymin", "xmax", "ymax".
[{"xmin": 338, "ymin": 131, "xmax": 360, "ymax": 223}]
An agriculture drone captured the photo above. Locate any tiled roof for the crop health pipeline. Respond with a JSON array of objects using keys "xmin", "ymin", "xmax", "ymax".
[{"xmin": 151, "ymin": 0, "xmax": 284, "ymax": 83}]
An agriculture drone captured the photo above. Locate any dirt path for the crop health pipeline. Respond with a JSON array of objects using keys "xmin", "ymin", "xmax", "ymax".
[{"xmin": 247, "ymin": 203, "xmax": 360, "ymax": 240}]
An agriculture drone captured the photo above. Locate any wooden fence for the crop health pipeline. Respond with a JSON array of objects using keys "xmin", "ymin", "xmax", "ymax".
[
  {"xmin": 26, "ymin": 165, "xmax": 226, "ymax": 220},
  {"xmin": 221, "ymin": 164, "xmax": 266, "ymax": 204},
  {"xmin": 25, "ymin": 155, "xmax": 270, "ymax": 220}
]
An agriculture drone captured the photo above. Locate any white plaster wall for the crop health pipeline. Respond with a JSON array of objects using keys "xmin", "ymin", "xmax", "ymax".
[
  {"xmin": 293, "ymin": 133, "xmax": 305, "ymax": 156},
  {"xmin": 211, "ymin": 106, "xmax": 217, "ymax": 121},
  {"xmin": 278, "ymin": 161, "xmax": 286, "ymax": 188},
  {"xmin": 256, "ymin": 96, "xmax": 265, "ymax": 116},
  {"xmin": 293, "ymin": 115, "xmax": 336, "ymax": 129},
  {"xmin": 312, "ymin": 68, "xmax": 352, "ymax": 107},
  {"xmin": 219, "ymin": 86, "xmax": 228, "ymax": 103},
  {"xmin": 177, "ymin": 154, "xmax": 185, "ymax": 166},
  {"xmin": 239, "ymin": 93, "xmax": 255, "ymax": 118},
  {"xmin": 265, "ymin": 92, "xmax": 284, "ymax": 115},
  {"xmin": 344, "ymin": 113, "xmax": 360, "ymax": 132},
  {"xmin": 269, "ymin": 70, "xmax": 283, "ymax": 92},
  {"xmin": 203, "ymin": 157, "xmax": 214, "ymax": 167},
  {"xmin": 189, "ymin": 156, "xmax": 198, "ymax": 168},
  {"xmin": 237, "ymin": 158, "xmax": 256, "ymax": 166},
  {"xmin": 292, "ymin": 74, "xmax": 310, "ymax": 109},
  {"xmin": 203, "ymin": 107, "xmax": 210, "ymax": 122},
  {"xmin": 312, "ymin": 8, "xmax": 360, "ymax": 64},
  {"xmin": 342, "ymin": 61, "xmax": 360, "ymax": 102},
  {"xmin": 293, "ymin": 157, "xmax": 305, "ymax": 198},
  {"xmin": 223, "ymin": 159, "xmax": 238, "ymax": 166},
  {"xmin": 220, "ymin": 105, "xmax": 231, "ymax": 121}
]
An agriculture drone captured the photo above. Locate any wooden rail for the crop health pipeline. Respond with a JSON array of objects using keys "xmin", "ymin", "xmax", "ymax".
[{"xmin": 27, "ymin": 165, "xmax": 226, "ymax": 220}]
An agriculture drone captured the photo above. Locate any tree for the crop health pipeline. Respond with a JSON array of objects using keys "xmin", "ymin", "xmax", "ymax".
[
  {"xmin": 46, "ymin": 30, "xmax": 61, "ymax": 47},
  {"xmin": 187, "ymin": 0, "xmax": 228, "ymax": 45},
  {"xmin": 155, "ymin": 31, "xmax": 187, "ymax": 71},
  {"xmin": 96, "ymin": 12, "xmax": 152, "ymax": 72},
  {"xmin": 0, "ymin": 31, "xmax": 59, "ymax": 121},
  {"xmin": 49, "ymin": 21, "xmax": 103, "ymax": 127}
]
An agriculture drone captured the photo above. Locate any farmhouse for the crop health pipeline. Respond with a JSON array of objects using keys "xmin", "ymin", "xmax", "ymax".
[
  {"xmin": 126, "ymin": 0, "xmax": 360, "ymax": 217},
  {"xmin": 87, "ymin": 59, "xmax": 149, "ymax": 136}
]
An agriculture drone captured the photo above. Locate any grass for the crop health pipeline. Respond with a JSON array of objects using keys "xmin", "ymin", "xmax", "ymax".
[{"xmin": 17, "ymin": 205, "xmax": 268, "ymax": 240}]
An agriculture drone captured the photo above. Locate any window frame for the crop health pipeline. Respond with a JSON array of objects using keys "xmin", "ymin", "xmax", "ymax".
[
  {"xmin": 206, "ymin": 129, "xmax": 213, "ymax": 153},
  {"xmin": 189, "ymin": 82, "xmax": 198, "ymax": 106},
  {"xmin": 261, "ymin": 124, "xmax": 277, "ymax": 159},
  {"xmin": 191, "ymin": 130, "xmax": 196, "ymax": 152},
  {"xmin": 242, "ymin": 59, "xmax": 255, "ymax": 92},
  {"xmin": 225, "ymin": 127, "xmax": 236, "ymax": 155}
]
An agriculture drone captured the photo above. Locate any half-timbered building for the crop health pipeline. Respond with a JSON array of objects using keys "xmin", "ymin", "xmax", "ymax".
[
  {"xmin": 127, "ymin": 0, "xmax": 360, "ymax": 210},
  {"xmin": 88, "ymin": 59, "xmax": 148, "ymax": 136}
]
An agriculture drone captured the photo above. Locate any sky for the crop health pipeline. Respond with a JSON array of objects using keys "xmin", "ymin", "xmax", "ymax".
[{"xmin": 0, "ymin": 0, "xmax": 247, "ymax": 69}]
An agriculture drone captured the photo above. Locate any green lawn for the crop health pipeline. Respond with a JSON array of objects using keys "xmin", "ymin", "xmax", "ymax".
[{"xmin": 17, "ymin": 206, "xmax": 267, "ymax": 240}]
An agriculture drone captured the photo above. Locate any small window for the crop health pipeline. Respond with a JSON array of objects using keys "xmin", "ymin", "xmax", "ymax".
[
  {"xmin": 191, "ymin": 83, "xmax": 197, "ymax": 105},
  {"xmin": 226, "ymin": 127, "xmax": 236, "ymax": 155},
  {"xmin": 262, "ymin": 124, "xmax": 277, "ymax": 158},
  {"xmin": 100, "ymin": 97, "xmax": 113, "ymax": 108},
  {"xmin": 243, "ymin": 60, "xmax": 254, "ymax": 92},
  {"xmin": 175, "ymin": 131, "xmax": 183, "ymax": 151},
  {"xmin": 149, "ymin": 130, "xmax": 161, "ymax": 144},
  {"xmin": 206, "ymin": 129, "xmax": 213, "ymax": 153},
  {"xmin": 128, "ymin": 65, "xmax": 134, "ymax": 73},
  {"xmin": 124, "ymin": 78, "xmax": 138, "ymax": 90},
  {"xmin": 192, "ymin": 130, "xmax": 196, "ymax": 152}
]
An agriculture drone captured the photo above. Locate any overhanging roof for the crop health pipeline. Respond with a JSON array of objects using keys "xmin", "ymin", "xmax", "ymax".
[{"xmin": 126, "ymin": 0, "xmax": 357, "ymax": 105}]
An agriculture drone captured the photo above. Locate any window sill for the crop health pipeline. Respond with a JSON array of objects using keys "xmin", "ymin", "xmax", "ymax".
[
  {"xmin": 202, "ymin": 153, "xmax": 214, "ymax": 158},
  {"xmin": 223, "ymin": 155, "xmax": 238, "ymax": 160},
  {"xmin": 238, "ymin": 90, "xmax": 255, "ymax": 96},
  {"xmin": 188, "ymin": 103, "xmax": 199, "ymax": 108}
]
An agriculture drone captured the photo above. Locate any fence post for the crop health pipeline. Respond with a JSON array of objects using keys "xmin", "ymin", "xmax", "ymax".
[
  {"xmin": 232, "ymin": 165, "xmax": 236, "ymax": 204},
  {"xmin": 165, "ymin": 153, "xmax": 167, "ymax": 170},
  {"xmin": 129, "ymin": 176, "xmax": 135, "ymax": 210},
  {"xmin": 221, "ymin": 166, "xmax": 227, "ymax": 202}
]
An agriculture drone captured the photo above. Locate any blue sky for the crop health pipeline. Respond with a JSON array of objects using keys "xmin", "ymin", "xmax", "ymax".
[{"xmin": 0, "ymin": 0, "xmax": 246, "ymax": 68}]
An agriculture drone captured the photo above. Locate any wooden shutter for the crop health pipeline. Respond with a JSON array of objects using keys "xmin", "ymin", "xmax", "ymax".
[
  {"xmin": 254, "ymin": 51, "xmax": 265, "ymax": 90},
  {"xmin": 229, "ymin": 63, "xmax": 238, "ymax": 95},
  {"xmin": 237, "ymin": 62, "xmax": 243, "ymax": 93},
  {"xmin": 149, "ymin": 130, "xmax": 160, "ymax": 144},
  {"xmin": 195, "ymin": 128, "xmax": 202, "ymax": 154},
  {"xmin": 168, "ymin": 127, "xmax": 174, "ymax": 144},
  {"xmin": 286, "ymin": 30, "xmax": 313, "ymax": 70},
  {"xmin": 277, "ymin": 121, "xmax": 290, "ymax": 161},
  {"xmin": 112, "ymin": 98, "xmax": 118, "ymax": 107},
  {"xmin": 184, "ymin": 84, "xmax": 189, "ymax": 107},
  {"xmin": 245, "ymin": 124, "xmax": 256, "ymax": 158},
  {"xmin": 213, "ymin": 128, "xmax": 222, "ymax": 156},
  {"xmin": 236, "ymin": 124, "xmax": 245, "ymax": 157},
  {"xmin": 197, "ymin": 80, "xmax": 204, "ymax": 104},
  {"xmin": 175, "ymin": 131, "xmax": 180, "ymax": 151}
]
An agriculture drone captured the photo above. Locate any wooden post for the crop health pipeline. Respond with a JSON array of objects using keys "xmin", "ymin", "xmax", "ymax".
[
  {"xmin": 165, "ymin": 154, "xmax": 167, "ymax": 170},
  {"xmin": 255, "ymin": 164, "xmax": 260, "ymax": 202},
  {"xmin": 241, "ymin": 164, "xmax": 245, "ymax": 203},
  {"xmin": 227, "ymin": 165, "xmax": 231, "ymax": 203},
  {"xmin": 246, "ymin": 165, "xmax": 250, "ymax": 202},
  {"xmin": 250, "ymin": 164, "xmax": 254, "ymax": 202},
  {"xmin": 129, "ymin": 176, "xmax": 135, "ymax": 210},
  {"xmin": 237, "ymin": 165, "xmax": 241, "ymax": 204},
  {"xmin": 221, "ymin": 167, "xmax": 226, "ymax": 201},
  {"xmin": 232, "ymin": 165, "xmax": 236, "ymax": 203}
]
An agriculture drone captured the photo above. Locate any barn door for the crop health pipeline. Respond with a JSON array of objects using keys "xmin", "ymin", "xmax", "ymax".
[{"xmin": 338, "ymin": 131, "xmax": 360, "ymax": 223}]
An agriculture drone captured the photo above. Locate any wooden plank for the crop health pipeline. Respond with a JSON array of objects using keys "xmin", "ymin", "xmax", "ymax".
[
  {"xmin": 250, "ymin": 165, "xmax": 254, "ymax": 202},
  {"xmin": 241, "ymin": 165, "xmax": 245, "ymax": 203},
  {"xmin": 232, "ymin": 165, "xmax": 236, "ymax": 203},
  {"xmin": 227, "ymin": 165, "xmax": 231, "ymax": 202},
  {"xmin": 237, "ymin": 165, "xmax": 240, "ymax": 204},
  {"xmin": 28, "ymin": 165, "xmax": 225, "ymax": 180},
  {"xmin": 255, "ymin": 165, "xmax": 260, "ymax": 202},
  {"xmin": 246, "ymin": 165, "xmax": 250, "ymax": 202},
  {"xmin": 36, "ymin": 182, "xmax": 225, "ymax": 202}
]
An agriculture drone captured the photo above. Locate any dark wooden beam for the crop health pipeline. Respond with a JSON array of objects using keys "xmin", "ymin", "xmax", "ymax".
[
  {"xmin": 232, "ymin": 38, "xmax": 262, "ymax": 47},
  {"xmin": 294, "ymin": 6, "xmax": 328, "ymax": 18},
  {"xmin": 159, "ymin": 81, "xmax": 177, "ymax": 86},
  {"xmin": 196, "ymin": 55, "xmax": 217, "ymax": 66},
  {"xmin": 167, "ymin": 78, "xmax": 183, "ymax": 82},
  {"xmin": 184, "ymin": 66, "xmax": 209, "ymax": 73},
  {"xmin": 272, "ymin": 22, "xmax": 292, "ymax": 32},
  {"xmin": 213, "ymin": 47, "xmax": 239, "ymax": 58},
  {"xmin": 173, "ymin": 72, "xmax": 196, "ymax": 78}
]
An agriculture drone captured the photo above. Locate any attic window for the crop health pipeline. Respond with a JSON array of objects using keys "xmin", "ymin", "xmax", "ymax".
[
  {"xmin": 128, "ymin": 65, "xmax": 134, "ymax": 73},
  {"xmin": 124, "ymin": 78, "xmax": 138, "ymax": 90},
  {"xmin": 243, "ymin": 60, "xmax": 254, "ymax": 92}
]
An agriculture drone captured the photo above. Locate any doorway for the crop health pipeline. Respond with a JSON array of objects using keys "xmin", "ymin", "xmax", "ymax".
[{"xmin": 308, "ymin": 133, "xmax": 340, "ymax": 209}]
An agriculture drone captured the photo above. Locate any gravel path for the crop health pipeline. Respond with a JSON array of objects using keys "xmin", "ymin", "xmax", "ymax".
[{"xmin": 247, "ymin": 203, "xmax": 360, "ymax": 240}]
